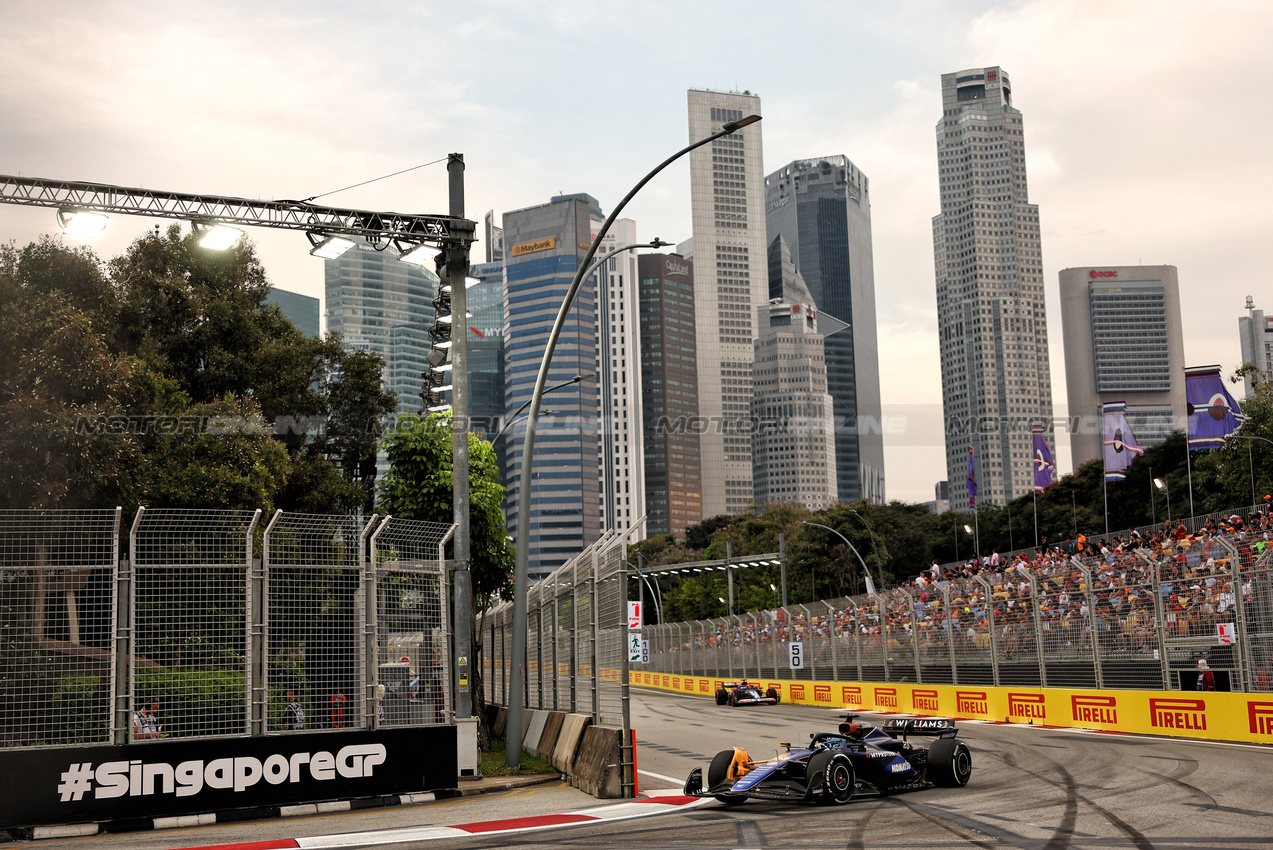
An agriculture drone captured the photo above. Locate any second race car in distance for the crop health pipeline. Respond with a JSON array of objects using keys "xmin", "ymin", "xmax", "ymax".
[
  {"xmin": 685, "ymin": 714, "xmax": 972, "ymax": 805},
  {"xmin": 715, "ymin": 680, "xmax": 780, "ymax": 706}
]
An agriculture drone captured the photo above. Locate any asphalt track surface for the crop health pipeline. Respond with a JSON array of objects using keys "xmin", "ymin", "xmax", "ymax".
[{"xmin": 23, "ymin": 686, "xmax": 1273, "ymax": 850}]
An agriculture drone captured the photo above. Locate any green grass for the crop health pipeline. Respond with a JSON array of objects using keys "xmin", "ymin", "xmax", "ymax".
[{"xmin": 480, "ymin": 739, "xmax": 560, "ymax": 777}]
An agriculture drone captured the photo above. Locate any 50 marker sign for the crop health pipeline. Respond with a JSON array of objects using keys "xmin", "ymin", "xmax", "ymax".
[{"xmin": 789, "ymin": 641, "xmax": 805, "ymax": 670}]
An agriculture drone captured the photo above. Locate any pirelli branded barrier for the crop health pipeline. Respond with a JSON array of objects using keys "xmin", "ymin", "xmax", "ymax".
[
  {"xmin": 0, "ymin": 727, "xmax": 457, "ymax": 831},
  {"xmin": 631, "ymin": 672, "xmax": 1273, "ymax": 745}
]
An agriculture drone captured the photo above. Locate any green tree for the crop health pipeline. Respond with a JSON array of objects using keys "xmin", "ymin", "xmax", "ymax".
[{"xmin": 379, "ymin": 412, "xmax": 513, "ymax": 749}]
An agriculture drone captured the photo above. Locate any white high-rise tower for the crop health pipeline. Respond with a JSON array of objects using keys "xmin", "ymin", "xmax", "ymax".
[
  {"xmin": 687, "ymin": 88, "xmax": 769, "ymax": 518},
  {"xmin": 932, "ymin": 67, "xmax": 1054, "ymax": 507}
]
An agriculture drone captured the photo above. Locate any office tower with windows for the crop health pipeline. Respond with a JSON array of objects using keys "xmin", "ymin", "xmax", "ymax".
[
  {"xmin": 266, "ymin": 287, "xmax": 321, "ymax": 338},
  {"xmin": 484, "ymin": 210, "xmax": 504, "ymax": 264},
  {"xmin": 932, "ymin": 66, "xmax": 1054, "ymax": 506},
  {"xmin": 766, "ymin": 155, "xmax": 885, "ymax": 504},
  {"xmin": 1060, "ymin": 265, "xmax": 1186, "ymax": 467},
  {"xmin": 1239, "ymin": 296, "xmax": 1273, "ymax": 398},
  {"xmin": 638, "ymin": 252, "xmax": 703, "ymax": 538},
  {"xmin": 501, "ymin": 196, "xmax": 602, "ymax": 580},
  {"xmin": 687, "ymin": 88, "xmax": 769, "ymax": 518},
  {"xmin": 468, "ymin": 261, "xmax": 506, "ymax": 465},
  {"xmin": 324, "ymin": 238, "xmax": 438, "ymax": 413},
  {"xmin": 594, "ymin": 218, "xmax": 646, "ymax": 540},
  {"xmin": 751, "ymin": 294, "xmax": 838, "ymax": 511}
]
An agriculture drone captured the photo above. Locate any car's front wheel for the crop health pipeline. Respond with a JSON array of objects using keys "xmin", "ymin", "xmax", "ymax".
[
  {"xmin": 927, "ymin": 738, "xmax": 972, "ymax": 787},
  {"xmin": 715, "ymin": 689, "xmax": 728, "ymax": 706},
  {"xmin": 708, "ymin": 749, "xmax": 749, "ymax": 805},
  {"xmin": 806, "ymin": 751, "xmax": 854, "ymax": 805}
]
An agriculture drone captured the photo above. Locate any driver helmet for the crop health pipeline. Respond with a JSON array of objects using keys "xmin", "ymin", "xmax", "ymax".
[{"xmin": 740, "ymin": 679, "xmax": 748, "ymax": 686}]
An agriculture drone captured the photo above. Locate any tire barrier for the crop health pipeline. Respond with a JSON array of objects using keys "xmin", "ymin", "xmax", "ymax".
[{"xmin": 632, "ymin": 673, "xmax": 1273, "ymax": 744}]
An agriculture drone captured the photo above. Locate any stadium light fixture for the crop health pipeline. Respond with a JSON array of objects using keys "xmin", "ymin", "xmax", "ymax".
[
  {"xmin": 194, "ymin": 222, "xmax": 244, "ymax": 250},
  {"xmin": 56, "ymin": 208, "xmax": 108, "ymax": 237},
  {"xmin": 307, "ymin": 233, "xmax": 355, "ymax": 259},
  {"xmin": 398, "ymin": 242, "xmax": 441, "ymax": 266}
]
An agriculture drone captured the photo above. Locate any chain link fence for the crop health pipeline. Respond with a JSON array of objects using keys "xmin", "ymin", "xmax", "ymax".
[
  {"xmin": 0, "ymin": 509, "xmax": 121, "ymax": 748},
  {"xmin": 482, "ymin": 528, "xmax": 632, "ymax": 726},
  {"xmin": 1, "ymin": 509, "xmax": 454, "ymax": 751},
  {"xmin": 636, "ymin": 523, "xmax": 1272, "ymax": 695}
]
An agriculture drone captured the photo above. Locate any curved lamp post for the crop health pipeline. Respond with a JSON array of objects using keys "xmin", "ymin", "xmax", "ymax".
[
  {"xmin": 492, "ymin": 373, "xmax": 594, "ymax": 443},
  {"xmin": 507, "ymin": 113, "xmax": 760, "ymax": 767},
  {"xmin": 801, "ymin": 521, "xmax": 877, "ymax": 597},
  {"xmin": 846, "ymin": 508, "xmax": 885, "ymax": 590}
]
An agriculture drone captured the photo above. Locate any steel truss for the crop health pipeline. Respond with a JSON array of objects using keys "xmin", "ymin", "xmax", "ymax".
[{"xmin": 0, "ymin": 173, "xmax": 474, "ymax": 244}]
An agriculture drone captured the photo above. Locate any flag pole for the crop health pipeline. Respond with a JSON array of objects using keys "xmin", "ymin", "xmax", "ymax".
[
  {"xmin": 1185, "ymin": 437, "xmax": 1195, "ymax": 523},
  {"xmin": 1033, "ymin": 487, "xmax": 1039, "ymax": 549}
]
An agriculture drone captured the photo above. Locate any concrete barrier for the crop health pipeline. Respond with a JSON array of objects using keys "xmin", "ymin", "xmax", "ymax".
[
  {"xmin": 569, "ymin": 724, "xmax": 624, "ymax": 799},
  {"xmin": 522, "ymin": 709, "xmax": 547, "ymax": 756},
  {"xmin": 492, "ymin": 706, "xmax": 508, "ymax": 741},
  {"xmin": 537, "ymin": 711, "xmax": 566, "ymax": 761},
  {"xmin": 551, "ymin": 713, "xmax": 592, "ymax": 773}
]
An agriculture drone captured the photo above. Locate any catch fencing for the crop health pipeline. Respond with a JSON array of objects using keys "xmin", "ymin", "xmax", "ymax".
[
  {"xmin": 0, "ymin": 508, "xmax": 453, "ymax": 750},
  {"xmin": 639, "ymin": 526, "xmax": 1273, "ymax": 694},
  {"xmin": 483, "ymin": 528, "xmax": 632, "ymax": 727}
]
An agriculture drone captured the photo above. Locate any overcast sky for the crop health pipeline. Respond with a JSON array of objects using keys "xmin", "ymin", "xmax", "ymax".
[{"xmin": 2, "ymin": 0, "xmax": 1270, "ymax": 503}]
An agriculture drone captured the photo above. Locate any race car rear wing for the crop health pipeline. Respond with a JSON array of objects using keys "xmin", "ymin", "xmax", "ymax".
[{"xmin": 880, "ymin": 717, "xmax": 958, "ymax": 739}]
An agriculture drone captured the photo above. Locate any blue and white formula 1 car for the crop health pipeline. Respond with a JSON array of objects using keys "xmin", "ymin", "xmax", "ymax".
[{"xmin": 685, "ymin": 715, "xmax": 972, "ymax": 805}]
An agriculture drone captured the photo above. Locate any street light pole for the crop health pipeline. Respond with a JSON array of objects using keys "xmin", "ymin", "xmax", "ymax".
[
  {"xmin": 1227, "ymin": 435, "xmax": 1273, "ymax": 507},
  {"xmin": 492, "ymin": 373, "xmax": 594, "ymax": 443},
  {"xmin": 847, "ymin": 508, "xmax": 885, "ymax": 590},
  {"xmin": 801, "ymin": 521, "xmax": 877, "ymax": 596},
  {"xmin": 507, "ymin": 114, "xmax": 761, "ymax": 768}
]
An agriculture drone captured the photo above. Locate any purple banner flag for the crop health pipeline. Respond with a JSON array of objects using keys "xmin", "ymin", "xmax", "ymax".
[
  {"xmin": 1186, "ymin": 365, "xmax": 1244, "ymax": 450},
  {"xmin": 966, "ymin": 445, "xmax": 977, "ymax": 509},
  {"xmin": 1032, "ymin": 424, "xmax": 1055, "ymax": 493},
  {"xmin": 1103, "ymin": 401, "xmax": 1143, "ymax": 482}
]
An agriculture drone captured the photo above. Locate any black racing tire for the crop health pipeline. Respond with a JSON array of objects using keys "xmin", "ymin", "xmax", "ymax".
[
  {"xmin": 715, "ymin": 689, "xmax": 729, "ymax": 706},
  {"xmin": 708, "ymin": 749, "xmax": 749, "ymax": 805},
  {"xmin": 805, "ymin": 751, "xmax": 854, "ymax": 805},
  {"xmin": 927, "ymin": 738, "xmax": 972, "ymax": 787},
  {"xmin": 766, "ymin": 687, "xmax": 780, "ymax": 703},
  {"xmin": 729, "ymin": 691, "xmax": 739, "ymax": 706}
]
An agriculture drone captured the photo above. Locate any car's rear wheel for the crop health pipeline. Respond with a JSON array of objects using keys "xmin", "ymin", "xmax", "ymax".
[
  {"xmin": 766, "ymin": 687, "xmax": 780, "ymax": 703},
  {"xmin": 715, "ymin": 689, "xmax": 728, "ymax": 706},
  {"xmin": 806, "ymin": 751, "xmax": 854, "ymax": 805},
  {"xmin": 708, "ymin": 749, "xmax": 749, "ymax": 805},
  {"xmin": 927, "ymin": 739, "xmax": 972, "ymax": 787}
]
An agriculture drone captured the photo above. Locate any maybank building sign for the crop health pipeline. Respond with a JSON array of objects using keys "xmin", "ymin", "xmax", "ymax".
[{"xmin": 510, "ymin": 237, "xmax": 557, "ymax": 257}]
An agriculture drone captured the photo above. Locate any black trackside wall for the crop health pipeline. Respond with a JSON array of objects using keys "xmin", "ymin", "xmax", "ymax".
[{"xmin": 0, "ymin": 726, "xmax": 457, "ymax": 830}]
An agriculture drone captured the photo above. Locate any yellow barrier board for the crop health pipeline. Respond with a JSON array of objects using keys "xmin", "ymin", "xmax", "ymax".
[{"xmin": 629, "ymin": 671, "xmax": 1273, "ymax": 744}]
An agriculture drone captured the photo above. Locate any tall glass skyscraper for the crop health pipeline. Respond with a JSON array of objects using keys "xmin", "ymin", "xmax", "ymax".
[
  {"xmin": 765, "ymin": 156, "xmax": 885, "ymax": 504},
  {"xmin": 932, "ymin": 67, "xmax": 1054, "ymax": 507},
  {"xmin": 638, "ymin": 252, "xmax": 702, "ymax": 538},
  {"xmin": 686, "ymin": 88, "xmax": 769, "ymax": 518},
  {"xmin": 502, "ymin": 196, "xmax": 602, "ymax": 580},
  {"xmin": 468, "ymin": 261, "xmax": 506, "ymax": 466},
  {"xmin": 324, "ymin": 239, "xmax": 438, "ymax": 413}
]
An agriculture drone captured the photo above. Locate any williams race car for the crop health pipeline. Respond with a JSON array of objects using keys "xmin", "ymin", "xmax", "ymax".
[
  {"xmin": 685, "ymin": 714, "xmax": 972, "ymax": 805},
  {"xmin": 715, "ymin": 680, "xmax": 780, "ymax": 706}
]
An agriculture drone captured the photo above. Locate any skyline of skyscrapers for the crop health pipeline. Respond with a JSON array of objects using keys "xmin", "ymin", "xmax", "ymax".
[
  {"xmin": 1059, "ymin": 265, "xmax": 1186, "ymax": 469},
  {"xmin": 931, "ymin": 66, "xmax": 1055, "ymax": 508},
  {"xmin": 686, "ymin": 88, "xmax": 770, "ymax": 519},
  {"xmin": 765, "ymin": 155, "xmax": 885, "ymax": 505}
]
